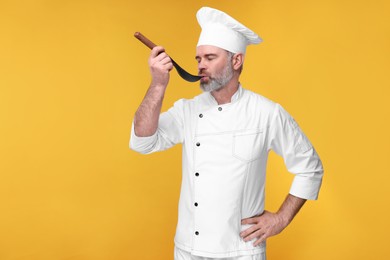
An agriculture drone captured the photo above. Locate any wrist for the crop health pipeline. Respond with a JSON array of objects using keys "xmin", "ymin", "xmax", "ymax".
[
  {"xmin": 150, "ymin": 81, "xmax": 167, "ymax": 89},
  {"xmin": 276, "ymin": 210, "xmax": 291, "ymax": 227},
  {"xmin": 150, "ymin": 75, "xmax": 169, "ymax": 90}
]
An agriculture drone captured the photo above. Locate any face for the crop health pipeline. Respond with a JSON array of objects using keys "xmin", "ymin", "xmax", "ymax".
[{"xmin": 195, "ymin": 45, "xmax": 234, "ymax": 92}]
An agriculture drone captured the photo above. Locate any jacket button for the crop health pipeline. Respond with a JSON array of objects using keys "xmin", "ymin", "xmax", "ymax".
[
  {"xmin": 194, "ymin": 202, "xmax": 198, "ymax": 207},
  {"xmin": 195, "ymin": 231, "xmax": 199, "ymax": 235},
  {"xmin": 218, "ymin": 107, "xmax": 222, "ymax": 111},
  {"xmin": 199, "ymin": 114, "xmax": 203, "ymax": 118},
  {"xmin": 196, "ymin": 142, "xmax": 200, "ymax": 146},
  {"xmin": 195, "ymin": 172, "xmax": 199, "ymax": 177}
]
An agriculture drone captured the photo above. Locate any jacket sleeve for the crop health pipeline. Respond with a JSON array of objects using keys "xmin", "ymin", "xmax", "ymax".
[
  {"xmin": 129, "ymin": 99, "xmax": 184, "ymax": 154},
  {"xmin": 268, "ymin": 104, "xmax": 324, "ymax": 200}
]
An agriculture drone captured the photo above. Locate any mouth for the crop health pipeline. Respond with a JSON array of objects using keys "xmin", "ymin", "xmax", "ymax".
[{"xmin": 199, "ymin": 74, "xmax": 210, "ymax": 83}]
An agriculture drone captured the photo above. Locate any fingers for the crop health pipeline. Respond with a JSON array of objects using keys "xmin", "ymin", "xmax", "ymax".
[
  {"xmin": 253, "ymin": 233, "xmax": 268, "ymax": 246},
  {"xmin": 160, "ymin": 56, "xmax": 173, "ymax": 66},
  {"xmin": 148, "ymin": 46, "xmax": 172, "ymax": 87},
  {"xmin": 240, "ymin": 213, "xmax": 270, "ymax": 245},
  {"xmin": 241, "ymin": 217, "xmax": 258, "ymax": 225},
  {"xmin": 150, "ymin": 46, "xmax": 170, "ymax": 63},
  {"xmin": 241, "ymin": 226, "xmax": 264, "ymax": 242},
  {"xmin": 149, "ymin": 46, "xmax": 173, "ymax": 70},
  {"xmin": 240, "ymin": 215, "xmax": 262, "ymax": 239},
  {"xmin": 240, "ymin": 224, "xmax": 268, "ymax": 247},
  {"xmin": 240, "ymin": 210, "xmax": 286, "ymax": 247},
  {"xmin": 240, "ymin": 223, "xmax": 259, "ymax": 238},
  {"xmin": 150, "ymin": 46, "xmax": 165, "ymax": 58}
]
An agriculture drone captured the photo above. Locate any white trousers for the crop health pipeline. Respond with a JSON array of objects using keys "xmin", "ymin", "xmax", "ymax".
[{"xmin": 174, "ymin": 247, "xmax": 266, "ymax": 260}]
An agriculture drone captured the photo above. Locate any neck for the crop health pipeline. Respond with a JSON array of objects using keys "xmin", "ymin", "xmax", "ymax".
[{"xmin": 211, "ymin": 79, "xmax": 240, "ymax": 105}]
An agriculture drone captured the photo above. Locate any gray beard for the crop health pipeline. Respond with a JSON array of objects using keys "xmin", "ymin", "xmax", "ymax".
[{"xmin": 200, "ymin": 61, "xmax": 233, "ymax": 92}]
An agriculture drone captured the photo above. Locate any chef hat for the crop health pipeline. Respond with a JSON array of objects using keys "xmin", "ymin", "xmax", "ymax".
[{"xmin": 196, "ymin": 7, "xmax": 262, "ymax": 54}]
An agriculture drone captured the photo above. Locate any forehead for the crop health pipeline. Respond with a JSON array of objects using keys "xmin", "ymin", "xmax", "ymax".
[{"xmin": 196, "ymin": 45, "xmax": 227, "ymax": 57}]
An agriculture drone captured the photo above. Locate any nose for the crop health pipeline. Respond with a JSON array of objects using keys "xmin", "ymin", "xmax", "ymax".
[{"xmin": 198, "ymin": 60, "xmax": 206, "ymax": 73}]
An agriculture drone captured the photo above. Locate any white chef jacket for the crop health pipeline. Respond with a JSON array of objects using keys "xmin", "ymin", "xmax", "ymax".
[{"xmin": 130, "ymin": 86, "xmax": 323, "ymax": 258}]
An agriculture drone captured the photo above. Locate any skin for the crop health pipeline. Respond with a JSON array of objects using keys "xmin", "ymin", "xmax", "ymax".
[
  {"xmin": 134, "ymin": 45, "xmax": 307, "ymax": 246},
  {"xmin": 133, "ymin": 46, "xmax": 172, "ymax": 137},
  {"xmin": 196, "ymin": 45, "xmax": 243, "ymax": 104},
  {"xmin": 240, "ymin": 194, "xmax": 306, "ymax": 246}
]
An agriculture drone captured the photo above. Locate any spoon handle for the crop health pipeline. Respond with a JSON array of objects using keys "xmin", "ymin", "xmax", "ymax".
[{"xmin": 134, "ymin": 32, "xmax": 157, "ymax": 50}]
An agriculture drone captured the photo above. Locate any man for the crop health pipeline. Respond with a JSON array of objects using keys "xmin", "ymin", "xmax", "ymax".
[{"xmin": 130, "ymin": 6, "xmax": 323, "ymax": 260}]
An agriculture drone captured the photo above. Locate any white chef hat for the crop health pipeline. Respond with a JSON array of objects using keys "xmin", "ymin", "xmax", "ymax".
[{"xmin": 196, "ymin": 7, "xmax": 262, "ymax": 54}]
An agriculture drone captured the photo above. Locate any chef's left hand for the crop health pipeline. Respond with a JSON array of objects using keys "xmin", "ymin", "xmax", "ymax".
[{"xmin": 240, "ymin": 210, "xmax": 288, "ymax": 246}]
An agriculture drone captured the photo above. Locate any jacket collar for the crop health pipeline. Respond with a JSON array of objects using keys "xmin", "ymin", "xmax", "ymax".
[{"xmin": 203, "ymin": 84, "xmax": 244, "ymax": 106}]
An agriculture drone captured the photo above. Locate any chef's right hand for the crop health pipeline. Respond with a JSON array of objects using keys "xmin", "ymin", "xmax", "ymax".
[{"xmin": 148, "ymin": 46, "xmax": 173, "ymax": 88}]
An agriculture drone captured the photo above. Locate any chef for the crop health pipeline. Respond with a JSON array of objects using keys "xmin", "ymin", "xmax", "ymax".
[{"xmin": 130, "ymin": 6, "xmax": 324, "ymax": 260}]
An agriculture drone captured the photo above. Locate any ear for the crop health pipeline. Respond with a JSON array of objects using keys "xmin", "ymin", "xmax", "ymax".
[{"xmin": 232, "ymin": 53, "xmax": 244, "ymax": 71}]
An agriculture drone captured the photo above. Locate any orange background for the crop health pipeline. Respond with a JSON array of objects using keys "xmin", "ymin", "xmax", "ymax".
[{"xmin": 1, "ymin": 0, "xmax": 389, "ymax": 259}]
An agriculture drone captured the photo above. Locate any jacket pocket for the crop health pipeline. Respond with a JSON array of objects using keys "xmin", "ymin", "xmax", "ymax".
[{"xmin": 233, "ymin": 129, "xmax": 263, "ymax": 162}]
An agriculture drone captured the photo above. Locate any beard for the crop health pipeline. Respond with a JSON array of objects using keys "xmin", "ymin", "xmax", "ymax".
[{"xmin": 200, "ymin": 61, "xmax": 234, "ymax": 92}]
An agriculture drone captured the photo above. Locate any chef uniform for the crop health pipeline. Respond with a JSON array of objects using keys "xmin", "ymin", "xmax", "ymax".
[{"xmin": 130, "ymin": 7, "xmax": 324, "ymax": 260}]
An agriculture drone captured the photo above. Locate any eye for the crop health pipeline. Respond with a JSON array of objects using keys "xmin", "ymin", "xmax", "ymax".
[{"xmin": 206, "ymin": 55, "xmax": 217, "ymax": 61}]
